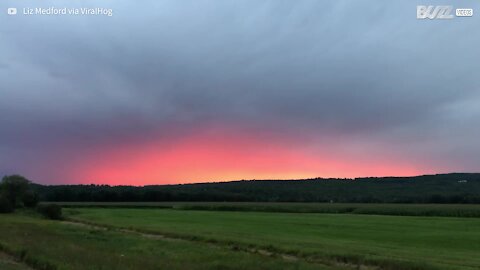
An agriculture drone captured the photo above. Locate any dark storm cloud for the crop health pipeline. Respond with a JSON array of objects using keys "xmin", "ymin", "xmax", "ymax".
[{"xmin": 1, "ymin": 0, "xmax": 479, "ymax": 181}]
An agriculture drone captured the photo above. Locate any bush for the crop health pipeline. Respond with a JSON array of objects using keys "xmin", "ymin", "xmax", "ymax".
[
  {"xmin": 0, "ymin": 195, "xmax": 14, "ymax": 213},
  {"xmin": 37, "ymin": 204, "xmax": 62, "ymax": 220},
  {"xmin": 22, "ymin": 190, "xmax": 40, "ymax": 208}
]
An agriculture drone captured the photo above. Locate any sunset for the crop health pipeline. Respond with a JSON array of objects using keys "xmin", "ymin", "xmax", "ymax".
[
  {"xmin": 65, "ymin": 128, "xmax": 427, "ymax": 185},
  {"xmin": 2, "ymin": 1, "xmax": 479, "ymax": 185},
  {"xmin": 1, "ymin": 0, "xmax": 479, "ymax": 269}
]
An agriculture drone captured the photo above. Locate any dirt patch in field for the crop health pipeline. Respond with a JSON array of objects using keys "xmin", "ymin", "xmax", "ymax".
[{"xmin": 61, "ymin": 221, "xmax": 108, "ymax": 230}]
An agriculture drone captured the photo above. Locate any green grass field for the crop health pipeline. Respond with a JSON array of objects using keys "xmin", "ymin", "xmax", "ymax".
[
  {"xmin": 1, "ymin": 204, "xmax": 480, "ymax": 270},
  {"xmin": 56, "ymin": 202, "xmax": 480, "ymax": 217},
  {"xmin": 0, "ymin": 213, "xmax": 328, "ymax": 270},
  {"xmin": 66, "ymin": 208, "xmax": 480, "ymax": 270}
]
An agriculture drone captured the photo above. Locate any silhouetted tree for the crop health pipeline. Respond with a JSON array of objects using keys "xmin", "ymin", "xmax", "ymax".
[{"xmin": 1, "ymin": 175, "xmax": 31, "ymax": 207}]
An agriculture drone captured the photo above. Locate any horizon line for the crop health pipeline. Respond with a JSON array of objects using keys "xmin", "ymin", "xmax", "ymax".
[{"xmin": 32, "ymin": 172, "xmax": 479, "ymax": 187}]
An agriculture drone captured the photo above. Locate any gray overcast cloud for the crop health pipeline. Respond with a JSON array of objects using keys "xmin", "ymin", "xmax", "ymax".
[{"xmin": 1, "ymin": 0, "xmax": 479, "ymax": 183}]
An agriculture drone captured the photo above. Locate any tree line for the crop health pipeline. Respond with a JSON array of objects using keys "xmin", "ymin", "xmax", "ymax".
[{"xmin": 30, "ymin": 173, "xmax": 480, "ymax": 204}]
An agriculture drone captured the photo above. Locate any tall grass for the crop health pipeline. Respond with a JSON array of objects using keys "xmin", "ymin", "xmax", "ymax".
[{"xmin": 56, "ymin": 202, "xmax": 480, "ymax": 217}]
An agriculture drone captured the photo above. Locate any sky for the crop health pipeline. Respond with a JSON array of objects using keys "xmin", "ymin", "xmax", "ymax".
[{"xmin": 1, "ymin": 0, "xmax": 479, "ymax": 185}]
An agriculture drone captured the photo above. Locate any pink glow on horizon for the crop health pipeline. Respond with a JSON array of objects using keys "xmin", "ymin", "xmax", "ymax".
[{"xmin": 63, "ymin": 129, "xmax": 425, "ymax": 186}]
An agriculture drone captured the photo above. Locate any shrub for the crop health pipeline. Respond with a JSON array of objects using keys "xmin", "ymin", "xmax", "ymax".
[
  {"xmin": 37, "ymin": 204, "xmax": 62, "ymax": 220},
  {"xmin": 0, "ymin": 195, "xmax": 14, "ymax": 213},
  {"xmin": 22, "ymin": 190, "xmax": 40, "ymax": 208}
]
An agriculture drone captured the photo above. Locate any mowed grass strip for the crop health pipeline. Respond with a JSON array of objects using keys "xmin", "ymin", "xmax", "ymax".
[
  {"xmin": 0, "ymin": 213, "xmax": 337, "ymax": 270},
  {"xmin": 68, "ymin": 208, "xmax": 480, "ymax": 270}
]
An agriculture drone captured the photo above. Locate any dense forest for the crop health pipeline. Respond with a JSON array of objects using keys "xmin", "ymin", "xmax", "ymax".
[{"xmin": 32, "ymin": 173, "xmax": 480, "ymax": 203}]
